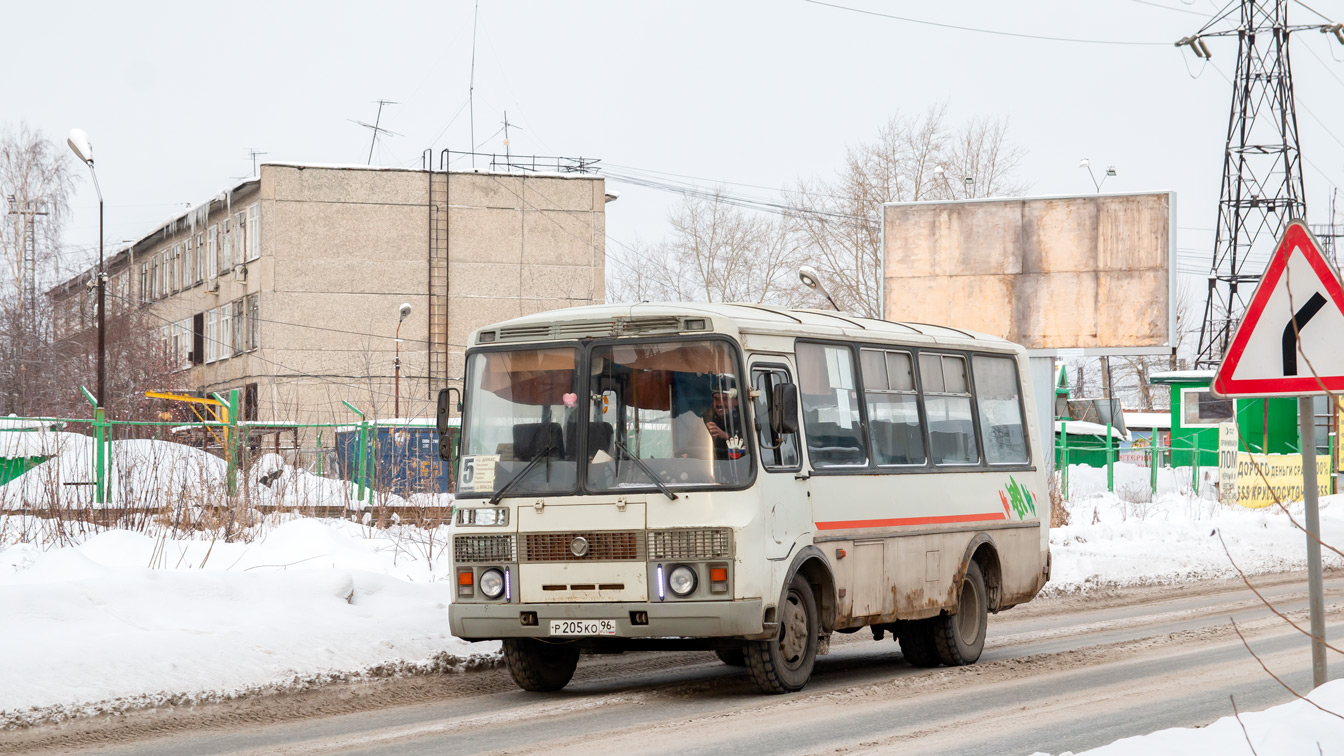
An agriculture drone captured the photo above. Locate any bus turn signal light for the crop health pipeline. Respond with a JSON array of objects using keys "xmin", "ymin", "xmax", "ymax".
[
  {"xmin": 709, "ymin": 565, "xmax": 729, "ymax": 593},
  {"xmin": 457, "ymin": 569, "xmax": 474, "ymax": 598}
]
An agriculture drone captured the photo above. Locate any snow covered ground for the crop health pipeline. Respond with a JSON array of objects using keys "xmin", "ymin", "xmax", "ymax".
[
  {"xmin": 1043, "ymin": 679, "xmax": 1344, "ymax": 755},
  {"xmin": 0, "ymin": 517, "xmax": 485, "ymax": 725},
  {"xmin": 2, "ymin": 458, "xmax": 1342, "ymax": 751}
]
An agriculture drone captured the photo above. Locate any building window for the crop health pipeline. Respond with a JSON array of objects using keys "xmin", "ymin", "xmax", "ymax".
[
  {"xmin": 231, "ymin": 298, "xmax": 244, "ymax": 356},
  {"xmin": 206, "ymin": 308, "xmax": 218, "ymax": 363},
  {"xmin": 196, "ymin": 233, "xmax": 205, "ymax": 283},
  {"xmin": 171, "ymin": 245, "xmax": 182, "ymax": 294},
  {"xmin": 150, "ymin": 256, "xmax": 159, "ymax": 300},
  {"xmin": 185, "ymin": 238, "xmax": 195, "ymax": 286},
  {"xmin": 140, "ymin": 263, "xmax": 149, "ymax": 303},
  {"xmin": 235, "ymin": 211, "xmax": 247, "ymax": 264},
  {"xmin": 159, "ymin": 252, "xmax": 168, "ymax": 298},
  {"xmin": 207, "ymin": 225, "xmax": 218, "ymax": 279},
  {"xmin": 221, "ymin": 218, "xmax": 233, "ymax": 272},
  {"xmin": 246, "ymin": 205, "xmax": 260, "ymax": 262},
  {"xmin": 219, "ymin": 303, "xmax": 232, "ymax": 360},
  {"xmin": 245, "ymin": 293, "xmax": 259, "ymax": 351},
  {"xmin": 1180, "ymin": 387, "xmax": 1235, "ymax": 428},
  {"xmin": 920, "ymin": 353, "xmax": 980, "ymax": 465},
  {"xmin": 192, "ymin": 312, "xmax": 204, "ymax": 365}
]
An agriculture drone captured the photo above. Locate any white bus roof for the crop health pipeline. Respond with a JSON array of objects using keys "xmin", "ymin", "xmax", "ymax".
[{"xmin": 472, "ymin": 303, "xmax": 1022, "ymax": 352}]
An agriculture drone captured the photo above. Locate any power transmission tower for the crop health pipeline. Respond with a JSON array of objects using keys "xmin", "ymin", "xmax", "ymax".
[
  {"xmin": 1177, "ymin": 2, "xmax": 1342, "ymax": 367},
  {"xmin": 349, "ymin": 100, "xmax": 401, "ymax": 165},
  {"xmin": 6, "ymin": 195, "xmax": 49, "ymax": 330}
]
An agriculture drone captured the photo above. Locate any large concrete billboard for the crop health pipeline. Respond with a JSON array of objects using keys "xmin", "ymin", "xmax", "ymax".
[{"xmin": 882, "ymin": 192, "xmax": 1174, "ymax": 354}]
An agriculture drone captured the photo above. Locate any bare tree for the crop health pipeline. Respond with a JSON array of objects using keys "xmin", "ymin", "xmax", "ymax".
[
  {"xmin": 609, "ymin": 191, "xmax": 805, "ymax": 306},
  {"xmin": 788, "ymin": 105, "xmax": 1027, "ymax": 317},
  {"xmin": 0, "ymin": 123, "xmax": 78, "ymax": 414}
]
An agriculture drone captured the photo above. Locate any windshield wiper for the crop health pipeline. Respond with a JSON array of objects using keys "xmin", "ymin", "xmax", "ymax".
[
  {"xmin": 489, "ymin": 445, "xmax": 557, "ymax": 504},
  {"xmin": 612, "ymin": 438, "xmax": 678, "ymax": 501}
]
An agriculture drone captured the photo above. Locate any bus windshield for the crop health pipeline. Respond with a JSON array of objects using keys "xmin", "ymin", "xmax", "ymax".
[{"xmin": 457, "ymin": 340, "xmax": 753, "ymax": 498}]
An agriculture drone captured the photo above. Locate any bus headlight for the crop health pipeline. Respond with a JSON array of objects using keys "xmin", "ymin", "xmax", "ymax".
[
  {"xmin": 479, "ymin": 568, "xmax": 506, "ymax": 599},
  {"xmin": 668, "ymin": 565, "xmax": 698, "ymax": 597}
]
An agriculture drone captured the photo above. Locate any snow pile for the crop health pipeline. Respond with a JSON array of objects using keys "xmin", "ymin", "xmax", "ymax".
[
  {"xmin": 0, "ymin": 518, "xmax": 487, "ymax": 724},
  {"xmin": 1048, "ymin": 679, "xmax": 1344, "ymax": 755},
  {"xmin": 0, "ymin": 428, "xmax": 84, "ymax": 461},
  {"xmin": 1048, "ymin": 464, "xmax": 1344, "ymax": 593}
]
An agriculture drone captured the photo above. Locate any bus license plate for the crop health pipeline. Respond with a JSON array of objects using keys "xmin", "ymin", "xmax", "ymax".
[{"xmin": 549, "ymin": 619, "xmax": 617, "ymax": 636}]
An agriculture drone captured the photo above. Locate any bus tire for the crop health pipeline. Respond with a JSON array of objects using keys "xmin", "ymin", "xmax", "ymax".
[
  {"xmin": 897, "ymin": 620, "xmax": 941, "ymax": 668},
  {"xmin": 934, "ymin": 560, "xmax": 988, "ymax": 666},
  {"xmin": 502, "ymin": 638, "xmax": 580, "ymax": 692},
  {"xmin": 715, "ymin": 648, "xmax": 747, "ymax": 666},
  {"xmin": 745, "ymin": 574, "xmax": 818, "ymax": 693}
]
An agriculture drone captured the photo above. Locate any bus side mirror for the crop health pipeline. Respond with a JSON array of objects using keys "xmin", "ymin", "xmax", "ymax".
[
  {"xmin": 770, "ymin": 383, "xmax": 799, "ymax": 435},
  {"xmin": 436, "ymin": 388, "xmax": 459, "ymax": 435}
]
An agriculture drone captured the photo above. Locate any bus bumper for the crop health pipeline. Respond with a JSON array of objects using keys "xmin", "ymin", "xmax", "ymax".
[{"xmin": 451, "ymin": 599, "xmax": 768, "ymax": 640}]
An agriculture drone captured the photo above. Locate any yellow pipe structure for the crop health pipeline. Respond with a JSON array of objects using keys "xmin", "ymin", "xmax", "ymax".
[{"xmin": 144, "ymin": 391, "xmax": 229, "ymax": 450}]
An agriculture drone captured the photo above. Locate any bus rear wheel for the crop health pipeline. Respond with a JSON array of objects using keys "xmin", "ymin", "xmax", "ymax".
[
  {"xmin": 897, "ymin": 619, "xmax": 941, "ymax": 667},
  {"xmin": 934, "ymin": 560, "xmax": 988, "ymax": 666},
  {"xmin": 745, "ymin": 574, "xmax": 818, "ymax": 693},
  {"xmin": 502, "ymin": 638, "xmax": 580, "ymax": 692},
  {"xmin": 715, "ymin": 648, "xmax": 746, "ymax": 666}
]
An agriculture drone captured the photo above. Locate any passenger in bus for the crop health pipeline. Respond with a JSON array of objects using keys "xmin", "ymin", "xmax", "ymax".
[{"xmin": 703, "ymin": 385, "xmax": 745, "ymax": 461}]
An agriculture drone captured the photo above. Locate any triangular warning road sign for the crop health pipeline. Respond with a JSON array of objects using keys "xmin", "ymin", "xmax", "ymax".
[{"xmin": 1213, "ymin": 220, "xmax": 1344, "ymax": 398}]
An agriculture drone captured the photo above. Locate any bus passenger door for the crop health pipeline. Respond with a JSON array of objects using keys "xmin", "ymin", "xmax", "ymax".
[{"xmin": 750, "ymin": 363, "xmax": 810, "ymax": 561}]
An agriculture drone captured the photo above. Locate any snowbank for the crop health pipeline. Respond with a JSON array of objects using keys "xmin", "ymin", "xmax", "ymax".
[
  {"xmin": 0, "ymin": 518, "xmax": 488, "ymax": 723},
  {"xmin": 1043, "ymin": 678, "xmax": 1344, "ymax": 755},
  {"xmin": 1048, "ymin": 463, "xmax": 1344, "ymax": 593}
]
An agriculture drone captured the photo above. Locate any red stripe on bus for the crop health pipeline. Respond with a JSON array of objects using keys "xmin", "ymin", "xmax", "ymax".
[{"xmin": 814, "ymin": 511, "xmax": 1007, "ymax": 530}]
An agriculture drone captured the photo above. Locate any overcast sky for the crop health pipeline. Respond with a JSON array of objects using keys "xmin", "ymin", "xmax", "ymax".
[{"xmin": 9, "ymin": 0, "xmax": 1344, "ymax": 299}]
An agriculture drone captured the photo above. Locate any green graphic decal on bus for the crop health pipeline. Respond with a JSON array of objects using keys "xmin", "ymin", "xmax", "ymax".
[{"xmin": 998, "ymin": 476, "xmax": 1037, "ymax": 520}]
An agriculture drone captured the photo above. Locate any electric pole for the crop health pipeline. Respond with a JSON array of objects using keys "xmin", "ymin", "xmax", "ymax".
[{"xmin": 1177, "ymin": 1, "xmax": 1342, "ymax": 367}]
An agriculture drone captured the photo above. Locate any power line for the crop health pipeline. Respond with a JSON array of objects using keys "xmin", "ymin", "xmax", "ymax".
[{"xmin": 804, "ymin": 0, "xmax": 1170, "ymax": 46}]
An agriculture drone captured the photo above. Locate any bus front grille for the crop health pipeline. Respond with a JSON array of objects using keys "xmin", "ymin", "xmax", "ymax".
[
  {"xmin": 522, "ymin": 531, "xmax": 642, "ymax": 562},
  {"xmin": 646, "ymin": 528, "xmax": 734, "ymax": 561},
  {"xmin": 453, "ymin": 534, "xmax": 516, "ymax": 563}
]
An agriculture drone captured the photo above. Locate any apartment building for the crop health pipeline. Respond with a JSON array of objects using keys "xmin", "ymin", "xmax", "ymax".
[{"xmin": 50, "ymin": 162, "xmax": 611, "ymax": 427}]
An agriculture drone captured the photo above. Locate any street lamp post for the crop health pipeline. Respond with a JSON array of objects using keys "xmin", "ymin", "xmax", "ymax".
[
  {"xmin": 394, "ymin": 302, "xmax": 412, "ymax": 417},
  {"xmin": 1079, "ymin": 158, "xmax": 1117, "ymax": 193},
  {"xmin": 67, "ymin": 129, "xmax": 104, "ymax": 409}
]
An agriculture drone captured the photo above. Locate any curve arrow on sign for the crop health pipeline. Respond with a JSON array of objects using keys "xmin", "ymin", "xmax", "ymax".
[{"xmin": 1281, "ymin": 292, "xmax": 1327, "ymax": 377}]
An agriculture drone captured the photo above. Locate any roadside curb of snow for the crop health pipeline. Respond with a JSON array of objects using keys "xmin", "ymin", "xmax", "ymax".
[{"xmin": 0, "ymin": 649, "xmax": 503, "ymax": 730}]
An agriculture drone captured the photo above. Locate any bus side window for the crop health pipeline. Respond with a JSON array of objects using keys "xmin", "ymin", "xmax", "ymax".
[
  {"xmin": 796, "ymin": 343, "xmax": 868, "ymax": 469},
  {"xmin": 972, "ymin": 354, "xmax": 1029, "ymax": 465},
  {"xmin": 752, "ymin": 367, "xmax": 801, "ymax": 470},
  {"xmin": 861, "ymin": 349, "xmax": 927, "ymax": 466},
  {"xmin": 920, "ymin": 353, "xmax": 979, "ymax": 465}
]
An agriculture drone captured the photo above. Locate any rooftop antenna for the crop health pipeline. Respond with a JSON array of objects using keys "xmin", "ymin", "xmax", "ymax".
[
  {"xmin": 349, "ymin": 99, "xmax": 400, "ymax": 165},
  {"xmin": 469, "ymin": 0, "xmax": 481, "ymax": 170},
  {"xmin": 247, "ymin": 147, "xmax": 268, "ymax": 177},
  {"xmin": 502, "ymin": 111, "xmax": 521, "ymax": 166},
  {"xmin": 798, "ymin": 265, "xmax": 840, "ymax": 311}
]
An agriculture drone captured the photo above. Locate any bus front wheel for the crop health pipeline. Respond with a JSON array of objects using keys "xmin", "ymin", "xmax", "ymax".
[
  {"xmin": 502, "ymin": 638, "xmax": 580, "ymax": 692},
  {"xmin": 746, "ymin": 574, "xmax": 819, "ymax": 693},
  {"xmin": 934, "ymin": 560, "xmax": 988, "ymax": 666}
]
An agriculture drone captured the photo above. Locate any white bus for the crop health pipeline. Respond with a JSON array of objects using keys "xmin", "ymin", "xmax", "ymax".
[{"xmin": 441, "ymin": 303, "xmax": 1050, "ymax": 694}]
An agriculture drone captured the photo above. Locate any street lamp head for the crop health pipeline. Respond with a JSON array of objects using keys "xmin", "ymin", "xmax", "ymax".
[
  {"xmin": 1078, "ymin": 158, "xmax": 1090, "ymax": 169},
  {"xmin": 67, "ymin": 129, "xmax": 94, "ymax": 165},
  {"xmin": 932, "ymin": 165, "xmax": 945, "ymax": 177},
  {"xmin": 1106, "ymin": 166, "xmax": 1117, "ymax": 177},
  {"xmin": 398, "ymin": 302, "xmax": 413, "ymax": 321},
  {"xmin": 798, "ymin": 266, "xmax": 823, "ymax": 291}
]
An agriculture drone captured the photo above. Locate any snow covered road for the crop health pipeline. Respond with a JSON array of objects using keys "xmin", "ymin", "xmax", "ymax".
[{"xmin": 6, "ymin": 575, "xmax": 1341, "ymax": 755}]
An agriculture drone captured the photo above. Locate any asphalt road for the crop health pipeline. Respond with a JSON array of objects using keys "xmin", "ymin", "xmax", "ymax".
[{"xmin": 13, "ymin": 573, "xmax": 1344, "ymax": 756}]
